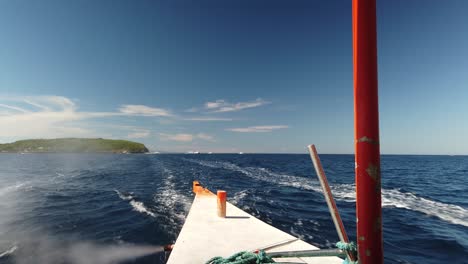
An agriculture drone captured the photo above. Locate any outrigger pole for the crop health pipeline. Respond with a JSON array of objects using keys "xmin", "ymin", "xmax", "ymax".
[
  {"xmin": 353, "ymin": 0, "xmax": 383, "ymax": 263},
  {"xmin": 308, "ymin": 145, "xmax": 356, "ymax": 262}
]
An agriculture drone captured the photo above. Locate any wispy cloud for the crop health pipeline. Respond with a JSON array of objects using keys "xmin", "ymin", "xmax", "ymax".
[
  {"xmin": 226, "ymin": 125, "xmax": 288, "ymax": 133},
  {"xmin": 204, "ymin": 98, "xmax": 270, "ymax": 113},
  {"xmin": 119, "ymin": 105, "xmax": 172, "ymax": 117},
  {"xmin": 183, "ymin": 117, "xmax": 233, "ymax": 122},
  {"xmin": 159, "ymin": 133, "xmax": 193, "ymax": 142},
  {"xmin": 0, "ymin": 96, "xmax": 90, "ymax": 139},
  {"xmin": 184, "ymin": 107, "xmax": 199, "ymax": 113},
  {"xmin": 195, "ymin": 133, "xmax": 216, "ymax": 142},
  {"xmin": 127, "ymin": 129, "xmax": 150, "ymax": 139},
  {"xmin": 159, "ymin": 133, "xmax": 215, "ymax": 142},
  {"xmin": 0, "ymin": 96, "xmax": 170, "ymax": 141},
  {"xmin": 23, "ymin": 99, "xmax": 51, "ymax": 111},
  {"xmin": 205, "ymin": 100, "xmax": 226, "ymax": 109},
  {"xmin": 0, "ymin": 103, "xmax": 29, "ymax": 113}
]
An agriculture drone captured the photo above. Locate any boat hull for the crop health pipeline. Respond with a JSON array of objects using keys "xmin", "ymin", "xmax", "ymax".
[{"xmin": 167, "ymin": 182, "xmax": 343, "ymax": 264}]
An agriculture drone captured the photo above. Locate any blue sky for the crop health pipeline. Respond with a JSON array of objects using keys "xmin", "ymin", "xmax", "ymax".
[{"xmin": 0, "ymin": 0, "xmax": 467, "ymax": 154}]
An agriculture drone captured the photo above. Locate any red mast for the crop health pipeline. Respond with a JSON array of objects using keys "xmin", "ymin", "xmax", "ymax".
[{"xmin": 352, "ymin": 0, "xmax": 383, "ymax": 263}]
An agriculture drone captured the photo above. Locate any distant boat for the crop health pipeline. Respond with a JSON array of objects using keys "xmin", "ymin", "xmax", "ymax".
[
  {"xmin": 208, "ymin": 152, "xmax": 213, "ymax": 154},
  {"xmin": 238, "ymin": 152, "xmax": 244, "ymax": 155}
]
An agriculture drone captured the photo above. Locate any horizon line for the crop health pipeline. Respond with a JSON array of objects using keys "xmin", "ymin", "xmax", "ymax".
[{"xmin": 152, "ymin": 152, "xmax": 467, "ymax": 156}]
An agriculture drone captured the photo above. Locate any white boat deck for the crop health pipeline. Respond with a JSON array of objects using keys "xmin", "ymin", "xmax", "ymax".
[{"xmin": 167, "ymin": 182, "xmax": 343, "ymax": 264}]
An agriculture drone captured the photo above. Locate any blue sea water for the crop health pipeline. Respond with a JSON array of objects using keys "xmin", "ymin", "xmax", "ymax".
[{"xmin": 0, "ymin": 153, "xmax": 467, "ymax": 263}]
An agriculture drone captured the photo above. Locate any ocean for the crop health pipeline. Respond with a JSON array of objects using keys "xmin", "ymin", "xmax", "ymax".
[{"xmin": 0, "ymin": 153, "xmax": 467, "ymax": 263}]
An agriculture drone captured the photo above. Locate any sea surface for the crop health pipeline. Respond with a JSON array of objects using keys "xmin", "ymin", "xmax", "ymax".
[{"xmin": 0, "ymin": 154, "xmax": 467, "ymax": 264}]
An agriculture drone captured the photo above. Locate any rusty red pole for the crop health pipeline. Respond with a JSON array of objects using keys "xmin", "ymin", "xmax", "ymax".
[{"xmin": 352, "ymin": 0, "xmax": 383, "ymax": 263}]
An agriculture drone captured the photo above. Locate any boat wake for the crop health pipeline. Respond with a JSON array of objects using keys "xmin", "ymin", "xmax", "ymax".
[
  {"xmin": 115, "ymin": 190, "xmax": 157, "ymax": 218},
  {"xmin": 186, "ymin": 159, "xmax": 468, "ymax": 227},
  {"xmin": 156, "ymin": 168, "xmax": 191, "ymax": 221},
  {"xmin": 230, "ymin": 189, "xmax": 249, "ymax": 205},
  {"xmin": 152, "ymin": 167, "xmax": 192, "ymax": 238},
  {"xmin": 115, "ymin": 190, "xmax": 134, "ymax": 201}
]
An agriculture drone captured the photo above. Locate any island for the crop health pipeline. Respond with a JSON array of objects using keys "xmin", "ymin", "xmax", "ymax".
[{"xmin": 0, "ymin": 138, "xmax": 149, "ymax": 153}]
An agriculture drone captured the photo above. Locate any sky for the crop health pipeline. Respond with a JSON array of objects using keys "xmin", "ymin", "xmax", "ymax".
[{"xmin": 0, "ymin": 0, "xmax": 467, "ymax": 154}]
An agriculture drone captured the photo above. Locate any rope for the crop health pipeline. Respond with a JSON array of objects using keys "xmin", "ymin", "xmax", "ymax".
[
  {"xmin": 205, "ymin": 250, "xmax": 275, "ymax": 264},
  {"xmin": 336, "ymin": 241, "xmax": 358, "ymax": 264},
  {"xmin": 205, "ymin": 241, "xmax": 358, "ymax": 263},
  {"xmin": 336, "ymin": 241, "xmax": 357, "ymax": 252}
]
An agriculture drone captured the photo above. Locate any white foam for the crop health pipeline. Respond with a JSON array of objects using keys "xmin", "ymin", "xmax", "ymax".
[
  {"xmin": 185, "ymin": 158, "xmax": 327, "ymax": 194},
  {"xmin": 154, "ymin": 167, "xmax": 191, "ymax": 222},
  {"xmin": 147, "ymin": 166, "xmax": 192, "ymax": 238},
  {"xmin": 114, "ymin": 190, "xmax": 133, "ymax": 201},
  {"xmin": 129, "ymin": 200, "xmax": 157, "ymax": 218},
  {"xmin": 0, "ymin": 245, "xmax": 17, "ymax": 258},
  {"xmin": 115, "ymin": 190, "xmax": 156, "ymax": 218},
  {"xmin": 186, "ymin": 159, "xmax": 468, "ymax": 227},
  {"xmin": 230, "ymin": 190, "xmax": 249, "ymax": 205},
  {"xmin": 381, "ymin": 189, "xmax": 468, "ymax": 227}
]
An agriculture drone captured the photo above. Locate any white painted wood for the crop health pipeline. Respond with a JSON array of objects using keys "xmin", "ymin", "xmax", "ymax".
[{"xmin": 167, "ymin": 194, "xmax": 343, "ymax": 264}]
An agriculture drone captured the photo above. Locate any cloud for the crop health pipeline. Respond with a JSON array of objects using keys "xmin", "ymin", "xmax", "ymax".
[
  {"xmin": 0, "ymin": 103, "xmax": 29, "ymax": 113},
  {"xmin": 119, "ymin": 105, "xmax": 172, "ymax": 117},
  {"xmin": 205, "ymin": 98, "xmax": 270, "ymax": 113},
  {"xmin": 183, "ymin": 117, "xmax": 233, "ymax": 121},
  {"xmin": 226, "ymin": 125, "xmax": 288, "ymax": 133},
  {"xmin": 43, "ymin": 96, "xmax": 76, "ymax": 111},
  {"xmin": 196, "ymin": 133, "xmax": 216, "ymax": 142},
  {"xmin": 0, "ymin": 96, "xmax": 169, "ymax": 141},
  {"xmin": 0, "ymin": 97, "xmax": 92, "ymax": 139},
  {"xmin": 159, "ymin": 133, "xmax": 193, "ymax": 142},
  {"xmin": 23, "ymin": 99, "xmax": 51, "ymax": 111},
  {"xmin": 159, "ymin": 133, "xmax": 215, "ymax": 142},
  {"xmin": 184, "ymin": 107, "xmax": 199, "ymax": 113},
  {"xmin": 205, "ymin": 100, "xmax": 226, "ymax": 109},
  {"xmin": 127, "ymin": 130, "xmax": 150, "ymax": 139}
]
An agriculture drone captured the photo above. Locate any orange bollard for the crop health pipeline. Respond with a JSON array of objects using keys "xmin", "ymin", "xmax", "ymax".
[
  {"xmin": 217, "ymin": 190, "xmax": 226, "ymax": 218},
  {"xmin": 193, "ymin": 181, "xmax": 201, "ymax": 193}
]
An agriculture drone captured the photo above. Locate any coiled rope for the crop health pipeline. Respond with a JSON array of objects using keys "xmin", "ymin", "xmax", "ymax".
[
  {"xmin": 205, "ymin": 241, "xmax": 358, "ymax": 264},
  {"xmin": 205, "ymin": 250, "xmax": 274, "ymax": 264}
]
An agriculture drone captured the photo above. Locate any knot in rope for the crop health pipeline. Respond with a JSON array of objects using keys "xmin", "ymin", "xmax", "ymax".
[
  {"xmin": 336, "ymin": 241, "xmax": 357, "ymax": 252},
  {"xmin": 205, "ymin": 250, "xmax": 275, "ymax": 264},
  {"xmin": 336, "ymin": 241, "xmax": 358, "ymax": 264}
]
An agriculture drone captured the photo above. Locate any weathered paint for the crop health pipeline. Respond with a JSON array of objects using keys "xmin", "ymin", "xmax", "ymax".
[
  {"xmin": 353, "ymin": 0, "xmax": 384, "ymax": 263},
  {"xmin": 365, "ymin": 163, "xmax": 380, "ymax": 181},
  {"xmin": 357, "ymin": 136, "xmax": 379, "ymax": 145},
  {"xmin": 192, "ymin": 181, "xmax": 215, "ymax": 196}
]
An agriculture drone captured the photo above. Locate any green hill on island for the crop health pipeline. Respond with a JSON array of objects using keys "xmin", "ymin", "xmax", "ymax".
[{"xmin": 0, "ymin": 138, "xmax": 149, "ymax": 153}]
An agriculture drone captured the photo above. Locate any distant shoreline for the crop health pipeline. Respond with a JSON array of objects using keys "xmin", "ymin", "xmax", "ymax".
[{"xmin": 0, "ymin": 138, "xmax": 149, "ymax": 154}]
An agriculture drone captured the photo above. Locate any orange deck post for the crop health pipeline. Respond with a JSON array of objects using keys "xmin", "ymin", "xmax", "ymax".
[{"xmin": 217, "ymin": 190, "xmax": 227, "ymax": 218}]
